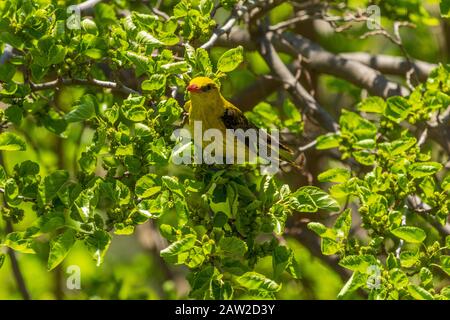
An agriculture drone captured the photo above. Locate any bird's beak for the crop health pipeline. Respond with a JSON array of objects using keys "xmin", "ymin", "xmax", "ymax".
[{"xmin": 187, "ymin": 84, "xmax": 201, "ymax": 93}]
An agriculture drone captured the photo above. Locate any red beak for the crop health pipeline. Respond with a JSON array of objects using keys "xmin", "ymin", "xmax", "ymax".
[{"xmin": 187, "ymin": 84, "xmax": 201, "ymax": 93}]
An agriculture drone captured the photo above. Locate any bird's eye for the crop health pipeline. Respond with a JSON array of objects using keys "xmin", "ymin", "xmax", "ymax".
[{"xmin": 202, "ymin": 84, "xmax": 213, "ymax": 92}]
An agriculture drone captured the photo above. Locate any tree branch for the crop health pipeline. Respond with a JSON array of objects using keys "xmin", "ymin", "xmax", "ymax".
[
  {"xmin": 407, "ymin": 195, "xmax": 450, "ymax": 237},
  {"xmin": 5, "ymin": 221, "xmax": 32, "ymax": 300},
  {"xmin": 201, "ymin": 2, "xmax": 246, "ymax": 50},
  {"xmin": 75, "ymin": 0, "xmax": 103, "ymax": 14},
  {"xmin": 427, "ymin": 105, "xmax": 450, "ymax": 155},
  {"xmin": 341, "ymin": 53, "xmax": 436, "ymax": 82},
  {"xmin": 258, "ymin": 31, "xmax": 339, "ymax": 133},
  {"xmin": 278, "ymin": 32, "xmax": 410, "ymax": 98},
  {"xmin": 30, "ymin": 78, "xmax": 138, "ymax": 95},
  {"xmin": 218, "ymin": 28, "xmax": 410, "ymax": 98},
  {"xmin": 1, "ymin": 146, "xmax": 32, "ymax": 300}
]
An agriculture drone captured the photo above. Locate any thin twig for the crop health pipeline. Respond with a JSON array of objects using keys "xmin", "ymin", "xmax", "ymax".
[
  {"xmin": 298, "ymin": 139, "xmax": 317, "ymax": 152},
  {"xmin": 6, "ymin": 221, "xmax": 32, "ymax": 300},
  {"xmin": 0, "ymin": 188, "xmax": 36, "ymax": 202},
  {"xmin": 258, "ymin": 31, "xmax": 339, "ymax": 132},
  {"xmin": 201, "ymin": 2, "xmax": 246, "ymax": 50},
  {"xmin": 30, "ymin": 78, "xmax": 138, "ymax": 95},
  {"xmin": 75, "ymin": 0, "xmax": 103, "ymax": 13},
  {"xmin": 1, "ymin": 148, "xmax": 32, "ymax": 300},
  {"xmin": 418, "ymin": 127, "xmax": 428, "ymax": 147}
]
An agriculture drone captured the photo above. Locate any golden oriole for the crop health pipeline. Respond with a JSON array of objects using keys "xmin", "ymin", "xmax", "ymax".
[{"xmin": 184, "ymin": 76, "xmax": 301, "ymax": 169}]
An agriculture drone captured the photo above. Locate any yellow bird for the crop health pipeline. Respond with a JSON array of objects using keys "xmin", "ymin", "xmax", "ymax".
[{"xmin": 184, "ymin": 76, "xmax": 300, "ymax": 169}]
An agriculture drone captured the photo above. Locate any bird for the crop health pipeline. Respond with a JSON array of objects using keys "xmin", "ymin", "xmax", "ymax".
[{"xmin": 183, "ymin": 76, "xmax": 303, "ymax": 171}]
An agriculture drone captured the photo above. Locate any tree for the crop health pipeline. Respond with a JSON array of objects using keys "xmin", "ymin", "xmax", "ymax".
[{"xmin": 0, "ymin": 0, "xmax": 448, "ymax": 300}]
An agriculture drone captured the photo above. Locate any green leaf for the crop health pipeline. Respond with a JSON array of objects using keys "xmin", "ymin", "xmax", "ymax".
[
  {"xmin": 65, "ymin": 95, "xmax": 96, "ymax": 122},
  {"xmin": 0, "ymin": 63, "xmax": 15, "ymax": 82},
  {"xmin": 441, "ymin": 0, "xmax": 450, "ymax": 18},
  {"xmin": 385, "ymin": 96, "xmax": 411, "ymax": 123},
  {"xmin": 337, "ymin": 272, "xmax": 366, "ymax": 299},
  {"xmin": 333, "ymin": 209, "xmax": 352, "ymax": 239},
  {"xmin": 439, "ymin": 255, "xmax": 450, "ymax": 276},
  {"xmin": 135, "ymin": 174, "xmax": 161, "ymax": 198},
  {"xmin": 85, "ymin": 230, "xmax": 111, "ymax": 266},
  {"xmin": 390, "ymin": 268, "xmax": 409, "ymax": 289},
  {"xmin": 15, "ymin": 160, "xmax": 40, "ymax": 176},
  {"xmin": 39, "ymin": 170, "xmax": 69, "ymax": 204},
  {"xmin": 245, "ymin": 102, "xmax": 281, "ymax": 129},
  {"xmin": 81, "ymin": 18, "xmax": 98, "ymax": 34},
  {"xmin": 318, "ymin": 168, "xmax": 351, "ymax": 183},
  {"xmin": 292, "ymin": 186, "xmax": 340, "ymax": 212},
  {"xmin": 123, "ymin": 105, "xmax": 147, "ymax": 122},
  {"xmin": 384, "ymin": 137, "xmax": 417, "ymax": 156},
  {"xmin": 420, "ymin": 267, "xmax": 433, "ymax": 285},
  {"xmin": 95, "ymin": 3, "xmax": 116, "ymax": 22},
  {"xmin": 189, "ymin": 266, "xmax": 219, "ymax": 299},
  {"xmin": 407, "ymin": 285, "xmax": 434, "ymax": 300},
  {"xmin": 357, "ymin": 96, "xmax": 386, "ymax": 113},
  {"xmin": 339, "ymin": 110, "xmax": 377, "ymax": 139},
  {"xmin": 442, "ymin": 174, "xmax": 450, "ymax": 192},
  {"xmin": 161, "ymin": 61, "xmax": 188, "ymax": 73},
  {"xmin": 0, "ymin": 253, "xmax": 5, "ymax": 269},
  {"xmin": 37, "ymin": 210, "xmax": 66, "ymax": 233},
  {"xmin": 391, "ymin": 226, "xmax": 426, "ymax": 243},
  {"xmin": 307, "ymin": 222, "xmax": 327, "ymax": 234},
  {"xmin": 141, "ymin": 74, "xmax": 166, "ymax": 91},
  {"xmin": 160, "ymin": 235, "xmax": 196, "ymax": 258},
  {"xmin": 137, "ymin": 31, "xmax": 164, "ymax": 46},
  {"xmin": 74, "ymin": 187, "xmax": 99, "ymax": 222},
  {"xmin": 3, "ymin": 232, "xmax": 36, "ymax": 254},
  {"xmin": 5, "ymin": 106, "xmax": 23, "ymax": 125},
  {"xmin": 83, "ymin": 48, "xmax": 103, "ymax": 59},
  {"xmin": 162, "ymin": 176, "xmax": 183, "ymax": 197},
  {"xmin": 5, "ymin": 178, "xmax": 20, "ymax": 206},
  {"xmin": 125, "ymin": 51, "xmax": 150, "ymax": 77},
  {"xmin": 236, "ymin": 272, "xmax": 281, "ymax": 292},
  {"xmin": 218, "ymin": 236, "xmax": 247, "ymax": 257},
  {"xmin": 47, "ymin": 229, "xmax": 76, "ymax": 270},
  {"xmin": 386, "ymin": 253, "xmax": 400, "ymax": 269},
  {"xmin": 196, "ymin": 48, "xmax": 213, "ymax": 75},
  {"xmin": 272, "ymin": 246, "xmax": 291, "ymax": 279},
  {"xmin": 0, "ymin": 132, "xmax": 26, "ymax": 151},
  {"xmin": 316, "ymin": 133, "xmax": 340, "ymax": 150},
  {"xmin": 400, "ymin": 251, "xmax": 419, "ymax": 268},
  {"xmin": 339, "ymin": 255, "xmax": 378, "ymax": 273},
  {"xmin": 409, "ymin": 162, "xmax": 443, "ymax": 178},
  {"xmin": 0, "ymin": 165, "xmax": 7, "ymax": 187},
  {"xmin": 217, "ymin": 46, "xmax": 243, "ymax": 73}
]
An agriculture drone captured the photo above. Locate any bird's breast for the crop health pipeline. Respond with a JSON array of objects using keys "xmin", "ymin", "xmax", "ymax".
[{"xmin": 188, "ymin": 102, "xmax": 226, "ymax": 133}]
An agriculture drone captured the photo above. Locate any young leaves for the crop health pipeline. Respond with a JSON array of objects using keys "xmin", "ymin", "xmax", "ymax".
[
  {"xmin": 217, "ymin": 46, "xmax": 243, "ymax": 73},
  {"xmin": 65, "ymin": 95, "xmax": 97, "ymax": 123},
  {"xmin": 391, "ymin": 226, "xmax": 427, "ymax": 243},
  {"xmin": 236, "ymin": 272, "xmax": 281, "ymax": 293},
  {"xmin": 291, "ymin": 186, "xmax": 340, "ymax": 212},
  {"xmin": 48, "ymin": 229, "xmax": 77, "ymax": 270},
  {"xmin": 0, "ymin": 132, "xmax": 26, "ymax": 151}
]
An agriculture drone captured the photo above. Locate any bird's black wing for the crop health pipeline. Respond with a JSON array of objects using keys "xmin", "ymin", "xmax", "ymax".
[{"xmin": 221, "ymin": 105, "xmax": 294, "ymax": 157}]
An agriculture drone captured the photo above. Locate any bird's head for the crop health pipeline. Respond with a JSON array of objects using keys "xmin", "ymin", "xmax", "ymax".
[{"xmin": 187, "ymin": 77, "xmax": 220, "ymax": 99}]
